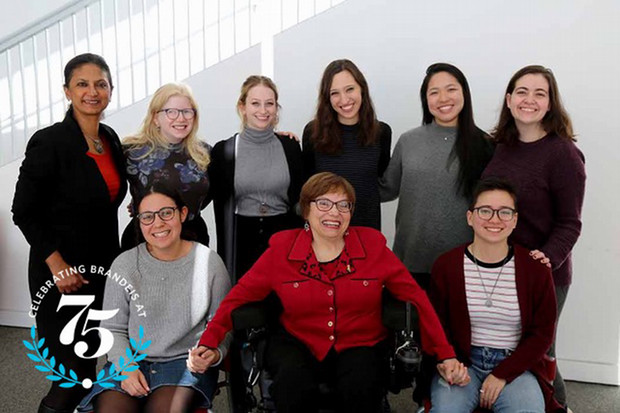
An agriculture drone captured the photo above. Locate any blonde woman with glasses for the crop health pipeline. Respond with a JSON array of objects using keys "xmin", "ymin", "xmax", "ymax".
[{"xmin": 122, "ymin": 83, "xmax": 212, "ymax": 249}]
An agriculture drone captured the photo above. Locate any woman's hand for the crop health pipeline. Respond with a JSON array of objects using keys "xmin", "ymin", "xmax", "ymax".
[
  {"xmin": 127, "ymin": 202, "xmax": 135, "ymax": 218},
  {"xmin": 479, "ymin": 373, "xmax": 506, "ymax": 409},
  {"xmin": 45, "ymin": 251, "xmax": 88, "ymax": 294},
  {"xmin": 187, "ymin": 345, "xmax": 220, "ymax": 373},
  {"xmin": 277, "ymin": 131, "xmax": 300, "ymax": 142},
  {"xmin": 120, "ymin": 368, "xmax": 150, "ymax": 396},
  {"xmin": 436, "ymin": 358, "xmax": 470, "ymax": 386},
  {"xmin": 530, "ymin": 249, "xmax": 552, "ymax": 268}
]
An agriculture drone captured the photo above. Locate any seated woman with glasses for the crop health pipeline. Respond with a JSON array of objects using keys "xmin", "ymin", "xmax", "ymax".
[
  {"xmin": 189, "ymin": 172, "xmax": 467, "ymax": 413},
  {"xmin": 122, "ymin": 83, "xmax": 212, "ymax": 249},
  {"xmin": 427, "ymin": 177, "xmax": 561, "ymax": 412},
  {"xmin": 79, "ymin": 185, "xmax": 231, "ymax": 413}
]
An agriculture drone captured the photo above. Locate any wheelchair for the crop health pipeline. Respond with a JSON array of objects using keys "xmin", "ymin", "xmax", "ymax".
[{"xmin": 225, "ymin": 290, "xmax": 423, "ymax": 413}]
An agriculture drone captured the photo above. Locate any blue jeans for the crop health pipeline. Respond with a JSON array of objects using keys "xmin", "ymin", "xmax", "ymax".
[{"xmin": 430, "ymin": 346, "xmax": 544, "ymax": 413}]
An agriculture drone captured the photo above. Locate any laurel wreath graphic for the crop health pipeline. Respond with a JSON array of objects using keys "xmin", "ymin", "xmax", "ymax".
[{"xmin": 23, "ymin": 325, "xmax": 150, "ymax": 389}]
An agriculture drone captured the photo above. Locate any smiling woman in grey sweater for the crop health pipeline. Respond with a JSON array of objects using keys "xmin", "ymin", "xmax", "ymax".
[
  {"xmin": 79, "ymin": 185, "xmax": 231, "ymax": 412},
  {"xmin": 380, "ymin": 63, "xmax": 493, "ymax": 289}
]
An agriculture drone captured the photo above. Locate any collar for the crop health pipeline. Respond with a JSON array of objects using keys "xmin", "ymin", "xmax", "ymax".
[{"xmin": 288, "ymin": 227, "xmax": 367, "ymax": 281}]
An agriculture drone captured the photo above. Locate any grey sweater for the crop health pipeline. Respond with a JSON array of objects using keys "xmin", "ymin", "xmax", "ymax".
[
  {"xmin": 379, "ymin": 122, "xmax": 472, "ymax": 273},
  {"xmin": 101, "ymin": 242, "xmax": 232, "ymax": 366}
]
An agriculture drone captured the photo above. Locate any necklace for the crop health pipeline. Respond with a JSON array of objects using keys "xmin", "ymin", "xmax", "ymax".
[
  {"xmin": 84, "ymin": 133, "xmax": 104, "ymax": 154},
  {"xmin": 470, "ymin": 245, "xmax": 510, "ymax": 308}
]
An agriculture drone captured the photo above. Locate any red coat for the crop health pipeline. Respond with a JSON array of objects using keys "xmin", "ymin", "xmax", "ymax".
[
  {"xmin": 199, "ymin": 227, "xmax": 455, "ymax": 361},
  {"xmin": 429, "ymin": 244, "xmax": 563, "ymax": 412}
]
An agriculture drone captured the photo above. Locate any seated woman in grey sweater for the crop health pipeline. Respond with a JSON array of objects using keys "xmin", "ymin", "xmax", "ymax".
[{"xmin": 79, "ymin": 185, "xmax": 231, "ymax": 412}]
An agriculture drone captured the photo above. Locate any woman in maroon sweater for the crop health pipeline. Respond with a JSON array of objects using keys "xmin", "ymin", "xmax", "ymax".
[
  {"xmin": 429, "ymin": 178, "xmax": 561, "ymax": 412},
  {"xmin": 482, "ymin": 66, "xmax": 585, "ymax": 408}
]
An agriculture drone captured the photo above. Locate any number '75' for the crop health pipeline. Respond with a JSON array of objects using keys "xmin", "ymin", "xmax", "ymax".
[{"xmin": 57, "ymin": 295, "xmax": 119, "ymax": 359}]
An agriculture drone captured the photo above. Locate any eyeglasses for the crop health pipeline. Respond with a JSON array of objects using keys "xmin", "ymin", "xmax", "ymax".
[
  {"xmin": 157, "ymin": 108, "xmax": 196, "ymax": 120},
  {"xmin": 471, "ymin": 206, "xmax": 516, "ymax": 222},
  {"xmin": 136, "ymin": 206, "xmax": 178, "ymax": 225},
  {"xmin": 311, "ymin": 198, "xmax": 353, "ymax": 213}
]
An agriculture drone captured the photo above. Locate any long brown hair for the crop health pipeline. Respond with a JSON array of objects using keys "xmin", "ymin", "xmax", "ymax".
[
  {"xmin": 493, "ymin": 65, "xmax": 574, "ymax": 145},
  {"xmin": 311, "ymin": 59, "xmax": 379, "ymax": 154}
]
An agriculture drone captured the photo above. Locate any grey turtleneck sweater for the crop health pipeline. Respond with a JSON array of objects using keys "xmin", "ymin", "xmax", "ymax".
[
  {"xmin": 235, "ymin": 127, "xmax": 290, "ymax": 217},
  {"xmin": 379, "ymin": 122, "xmax": 473, "ymax": 273},
  {"xmin": 101, "ymin": 242, "xmax": 232, "ymax": 366}
]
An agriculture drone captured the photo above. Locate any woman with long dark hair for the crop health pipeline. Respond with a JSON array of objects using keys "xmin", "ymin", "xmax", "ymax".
[
  {"xmin": 380, "ymin": 63, "xmax": 494, "ymax": 289},
  {"xmin": 303, "ymin": 58, "xmax": 391, "ymax": 230},
  {"xmin": 483, "ymin": 65, "xmax": 586, "ymax": 409}
]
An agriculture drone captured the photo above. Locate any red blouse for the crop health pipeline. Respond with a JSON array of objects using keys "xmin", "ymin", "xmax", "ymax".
[{"xmin": 87, "ymin": 138, "xmax": 121, "ymax": 202}]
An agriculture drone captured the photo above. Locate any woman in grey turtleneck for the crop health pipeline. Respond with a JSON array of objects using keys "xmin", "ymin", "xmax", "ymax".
[{"xmin": 208, "ymin": 75, "xmax": 303, "ymax": 284}]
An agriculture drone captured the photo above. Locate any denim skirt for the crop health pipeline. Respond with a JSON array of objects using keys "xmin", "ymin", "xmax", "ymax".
[{"xmin": 78, "ymin": 358, "xmax": 218, "ymax": 411}]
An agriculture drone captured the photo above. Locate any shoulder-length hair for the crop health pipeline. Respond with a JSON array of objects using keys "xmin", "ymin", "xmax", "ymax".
[
  {"xmin": 311, "ymin": 59, "xmax": 379, "ymax": 154},
  {"xmin": 123, "ymin": 83, "xmax": 209, "ymax": 171},
  {"xmin": 493, "ymin": 65, "xmax": 574, "ymax": 145},
  {"xmin": 421, "ymin": 63, "xmax": 494, "ymax": 199}
]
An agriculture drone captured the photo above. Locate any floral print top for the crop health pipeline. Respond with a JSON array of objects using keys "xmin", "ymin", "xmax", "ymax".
[{"xmin": 125, "ymin": 142, "xmax": 211, "ymax": 221}]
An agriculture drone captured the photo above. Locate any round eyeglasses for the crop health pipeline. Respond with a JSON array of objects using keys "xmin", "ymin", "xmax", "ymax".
[
  {"xmin": 471, "ymin": 206, "xmax": 516, "ymax": 221},
  {"xmin": 311, "ymin": 198, "xmax": 354, "ymax": 213},
  {"xmin": 136, "ymin": 206, "xmax": 178, "ymax": 225},
  {"xmin": 157, "ymin": 108, "xmax": 196, "ymax": 120}
]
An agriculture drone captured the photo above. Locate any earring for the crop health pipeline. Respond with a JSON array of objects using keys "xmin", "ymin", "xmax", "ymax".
[{"xmin": 304, "ymin": 222, "xmax": 309, "ymax": 232}]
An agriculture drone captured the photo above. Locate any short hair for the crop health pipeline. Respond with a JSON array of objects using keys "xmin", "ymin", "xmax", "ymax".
[
  {"xmin": 469, "ymin": 177, "xmax": 518, "ymax": 211},
  {"xmin": 63, "ymin": 53, "xmax": 113, "ymax": 89},
  {"xmin": 493, "ymin": 65, "xmax": 574, "ymax": 145},
  {"xmin": 123, "ymin": 82, "xmax": 209, "ymax": 171},
  {"xmin": 299, "ymin": 172, "xmax": 356, "ymax": 219},
  {"xmin": 236, "ymin": 75, "xmax": 280, "ymax": 128},
  {"xmin": 311, "ymin": 59, "xmax": 379, "ymax": 154}
]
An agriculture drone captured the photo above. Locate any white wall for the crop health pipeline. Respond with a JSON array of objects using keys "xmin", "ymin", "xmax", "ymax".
[
  {"xmin": 1, "ymin": 0, "xmax": 619, "ymax": 385},
  {"xmin": 0, "ymin": 0, "xmax": 75, "ymax": 41}
]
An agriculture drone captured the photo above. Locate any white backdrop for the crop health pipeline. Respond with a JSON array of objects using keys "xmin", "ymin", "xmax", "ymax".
[{"xmin": 1, "ymin": 0, "xmax": 619, "ymax": 385}]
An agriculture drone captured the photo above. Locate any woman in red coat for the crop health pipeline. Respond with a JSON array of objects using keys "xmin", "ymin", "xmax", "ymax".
[
  {"xmin": 429, "ymin": 177, "xmax": 562, "ymax": 412},
  {"xmin": 189, "ymin": 172, "xmax": 467, "ymax": 413}
]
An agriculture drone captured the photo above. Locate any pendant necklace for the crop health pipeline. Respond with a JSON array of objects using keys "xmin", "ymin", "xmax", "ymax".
[
  {"xmin": 471, "ymin": 245, "xmax": 509, "ymax": 308},
  {"xmin": 84, "ymin": 133, "xmax": 104, "ymax": 154}
]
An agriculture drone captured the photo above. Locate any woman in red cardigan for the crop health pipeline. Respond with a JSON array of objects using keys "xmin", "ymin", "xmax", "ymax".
[
  {"xmin": 189, "ymin": 172, "xmax": 467, "ymax": 413},
  {"xmin": 429, "ymin": 177, "xmax": 562, "ymax": 412}
]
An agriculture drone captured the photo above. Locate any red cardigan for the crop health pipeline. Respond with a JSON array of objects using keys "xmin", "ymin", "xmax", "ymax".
[
  {"xmin": 429, "ymin": 244, "xmax": 563, "ymax": 412},
  {"xmin": 199, "ymin": 227, "xmax": 455, "ymax": 361}
]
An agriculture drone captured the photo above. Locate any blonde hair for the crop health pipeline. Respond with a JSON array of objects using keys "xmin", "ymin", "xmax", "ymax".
[
  {"xmin": 123, "ymin": 83, "xmax": 210, "ymax": 170},
  {"xmin": 236, "ymin": 75, "xmax": 280, "ymax": 130}
]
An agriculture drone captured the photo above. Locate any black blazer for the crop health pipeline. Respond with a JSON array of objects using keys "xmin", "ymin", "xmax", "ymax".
[
  {"xmin": 208, "ymin": 133, "xmax": 303, "ymax": 279},
  {"xmin": 12, "ymin": 108, "xmax": 127, "ymax": 294}
]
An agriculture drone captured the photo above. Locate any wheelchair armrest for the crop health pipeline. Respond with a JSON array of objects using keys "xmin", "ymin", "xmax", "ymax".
[
  {"xmin": 231, "ymin": 301, "xmax": 270, "ymax": 331},
  {"xmin": 382, "ymin": 289, "xmax": 419, "ymax": 331},
  {"xmin": 231, "ymin": 293, "xmax": 283, "ymax": 332}
]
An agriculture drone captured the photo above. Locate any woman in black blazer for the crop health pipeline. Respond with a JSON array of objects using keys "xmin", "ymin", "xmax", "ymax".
[
  {"xmin": 12, "ymin": 53, "xmax": 127, "ymax": 413},
  {"xmin": 209, "ymin": 75, "xmax": 303, "ymax": 284}
]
